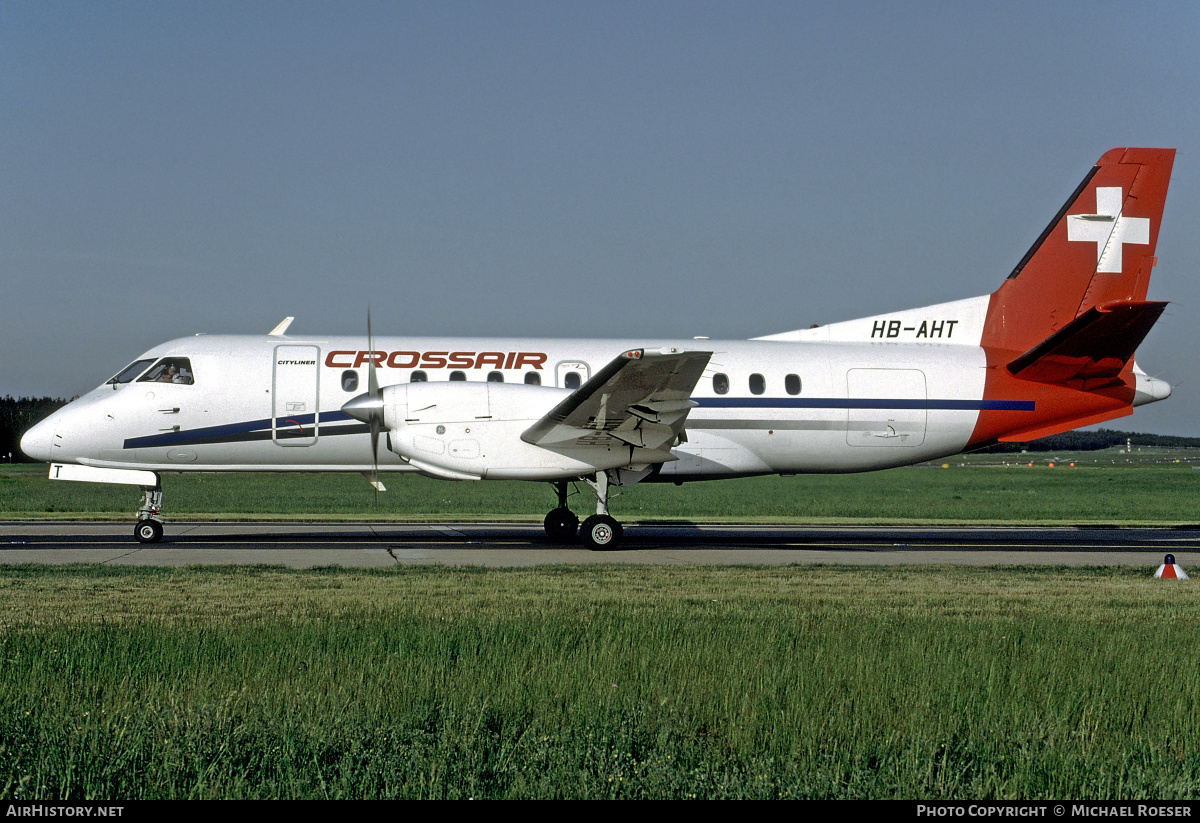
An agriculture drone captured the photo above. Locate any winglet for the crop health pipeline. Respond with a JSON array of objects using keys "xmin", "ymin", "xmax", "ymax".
[{"xmin": 268, "ymin": 317, "xmax": 295, "ymax": 336}]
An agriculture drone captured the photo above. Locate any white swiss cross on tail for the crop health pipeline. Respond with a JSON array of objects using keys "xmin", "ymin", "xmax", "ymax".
[{"xmin": 1066, "ymin": 186, "xmax": 1150, "ymax": 273}]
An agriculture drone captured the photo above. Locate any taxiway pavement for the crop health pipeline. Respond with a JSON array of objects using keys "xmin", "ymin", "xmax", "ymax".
[{"xmin": 1, "ymin": 521, "xmax": 1196, "ymax": 569}]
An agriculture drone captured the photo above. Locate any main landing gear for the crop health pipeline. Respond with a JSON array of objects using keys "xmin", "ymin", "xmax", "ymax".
[
  {"xmin": 542, "ymin": 474, "xmax": 624, "ymax": 551},
  {"xmin": 543, "ymin": 481, "xmax": 580, "ymax": 541},
  {"xmin": 134, "ymin": 482, "xmax": 164, "ymax": 543}
]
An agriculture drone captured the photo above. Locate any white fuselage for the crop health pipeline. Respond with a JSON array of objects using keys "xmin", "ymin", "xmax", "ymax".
[{"xmin": 30, "ymin": 330, "xmax": 992, "ymax": 480}]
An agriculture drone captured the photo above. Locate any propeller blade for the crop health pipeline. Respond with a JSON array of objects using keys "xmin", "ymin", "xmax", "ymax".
[
  {"xmin": 367, "ymin": 307, "xmax": 380, "ymax": 399},
  {"xmin": 367, "ymin": 308, "xmax": 381, "ymax": 501}
]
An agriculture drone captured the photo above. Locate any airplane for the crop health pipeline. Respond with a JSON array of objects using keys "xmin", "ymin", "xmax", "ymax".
[{"xmin": 21, "ymin": 147, "xmax": 1177, "ymax": 549}]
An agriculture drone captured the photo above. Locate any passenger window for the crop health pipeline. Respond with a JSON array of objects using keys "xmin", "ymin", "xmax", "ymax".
[
  {"xmin": 342, "ymin": 371, "xmax": 359, "ymax": 392},
  {"xmin": 411, "ymin": 371, "xmax": 427, "ymax": 383},
  {"xmin": 449, "ymin": 371, "xmax": 466, "ymax": 381},
  {"xmin": 785, "ymin": 374, "xmax": 801, "ymax": 395},
  {"xmin": 524, "ymin": 372, "xmax": 541, "ymax": 386},
  {"xmin": 487, "ymin": 371, "xmax": 504, "ymax": 383},
  {"xmin": 108, "ymin": 359, "xmax": 155, "ymax": 385},
  {"xmin": 138, "ymin": 357, "xmax": 194, "ymax": 385},
  {"xmin": 749, "ymin": 374, "xmax": 765, "ymax": 395},
  {"xmin": 712, "ymin": 373, "xmax": 729, "ymax": 395},
  {"xmin": 564, "ymin": 372, "xmax": 581, "ymax": 390}
]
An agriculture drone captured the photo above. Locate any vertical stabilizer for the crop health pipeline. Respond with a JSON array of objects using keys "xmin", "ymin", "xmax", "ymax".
[
  {"xmin": 968, "ymin": 149, "xmax": 1175, "ymax": 446},
  {"xmin": 983, "ymin": 148, "xmax": 1174, "ymax": 354}
]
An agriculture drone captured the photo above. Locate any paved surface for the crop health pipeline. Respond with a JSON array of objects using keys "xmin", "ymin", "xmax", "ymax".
[{"xmin": 1, "ymin": 521, "xmax": 1196, "ymax": 568}]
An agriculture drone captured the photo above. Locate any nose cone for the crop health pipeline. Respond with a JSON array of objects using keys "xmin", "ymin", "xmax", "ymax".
[
  {"xmin": 341, "ymin": 392, "xmax": 385, "ymax": 425},
  {"xmin": 20, "ymin": 416, "xmax": 56, "ymax": 463}
]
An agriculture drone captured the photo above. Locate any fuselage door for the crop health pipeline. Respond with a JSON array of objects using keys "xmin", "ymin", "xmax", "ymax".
[
  {"xmin": 845, "ymin": 368, "xmax": 927, "ymax": 447},
  {"xmin": 273, "ymin": 345, "xmax": 320, "ymax": 446}
]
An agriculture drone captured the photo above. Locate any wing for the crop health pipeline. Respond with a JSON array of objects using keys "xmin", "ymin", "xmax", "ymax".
[{"xmin": 520, "ymin": 348, "xmax": 712, "ymax": 458}]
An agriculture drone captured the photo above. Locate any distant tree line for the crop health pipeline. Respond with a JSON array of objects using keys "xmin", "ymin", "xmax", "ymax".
[
  {"xmin": 0, "ymin": 396, "xmax": 67, "ymax": 462},
  {"xmin": 978, "ymin": 428, "xmax": 1200, "ymax": 453}
]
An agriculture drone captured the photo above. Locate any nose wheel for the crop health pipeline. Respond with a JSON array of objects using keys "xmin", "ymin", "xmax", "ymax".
[
  {"xmin": 133, "ymin": 482, "xmax": 164, "ymax": 543},
  {"xmin": 135, "ymin": 518, "xmax": 164, "ymax": 544}
]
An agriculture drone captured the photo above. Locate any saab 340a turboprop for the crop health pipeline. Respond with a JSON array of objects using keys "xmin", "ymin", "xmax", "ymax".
[{"xmin": 21, "ymin": 148, "xmax": 1177, "ymax": 549}]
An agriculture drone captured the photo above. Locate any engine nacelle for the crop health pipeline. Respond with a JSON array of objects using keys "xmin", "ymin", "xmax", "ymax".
[{"xmin": 379, "ymin": 381, "xmax": 601, "ymax": 480}]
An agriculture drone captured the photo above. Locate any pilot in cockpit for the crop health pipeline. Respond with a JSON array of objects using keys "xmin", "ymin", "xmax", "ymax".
[{"xmin": 149, "ymin": 360, "xmax": 192, "ymax": 384}]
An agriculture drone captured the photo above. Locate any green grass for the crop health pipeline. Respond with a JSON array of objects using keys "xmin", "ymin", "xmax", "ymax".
[
  {"xmin": 2, "ymin": 564, "xmax": 1198, "ymax": 799},
  {"xmin": 5, "ymin": 450, "xmax": 1198, "ymax": 798},
  {"xmin": 4, "ymin": 447, "xmax": 1200, "ymax": 524}
]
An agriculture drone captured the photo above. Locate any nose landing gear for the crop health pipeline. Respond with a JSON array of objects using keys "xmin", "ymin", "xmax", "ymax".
[{"xmin": 134, "ymin": 483, "xmax": 164, "ymax": 543}]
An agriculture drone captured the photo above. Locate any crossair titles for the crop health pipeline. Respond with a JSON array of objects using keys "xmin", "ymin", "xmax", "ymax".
[{"xmin": 324, "ymin": 350, "xmax": 549, "ymax": 370}]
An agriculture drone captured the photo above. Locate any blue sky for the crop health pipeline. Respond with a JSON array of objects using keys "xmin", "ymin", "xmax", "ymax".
[{"xmin": 4, "ymin": 1, "xmax": 1199, "ymax": 434}]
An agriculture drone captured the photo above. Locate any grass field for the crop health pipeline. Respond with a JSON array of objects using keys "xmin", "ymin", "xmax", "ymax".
[
  {"xmin": 3, "ymin": 447, "xmax": 1200, "ymax": 525},
  {"xmin": 2, "ymin": 563, "xmax": 1198, "ymax": 799},
  {"xmin": 4, "ymin": 451, "xmax": 1199, "ymax": 799}
]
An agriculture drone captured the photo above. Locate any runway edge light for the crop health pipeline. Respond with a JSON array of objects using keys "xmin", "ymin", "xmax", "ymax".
[{"xmin": 1153, "ymin": 554, "xmax": 1189, "ymax": 579}]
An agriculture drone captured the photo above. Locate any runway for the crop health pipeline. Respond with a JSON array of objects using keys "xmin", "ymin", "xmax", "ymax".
[{"xmin": 1, "ymin": 521, "xmax": 1197, "ymax": 568}]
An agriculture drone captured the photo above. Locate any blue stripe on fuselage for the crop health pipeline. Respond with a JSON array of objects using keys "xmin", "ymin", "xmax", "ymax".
[
  {"xmin": 123, "ymin": 410, "xmax": 357, "ymax": 449},
  {"xmin": 693, "ymin": 398, "xmax": 1035, "ymax": 411},
  {"xmin": 120, "ymin": 400, "xmax": 1033, "ymax": 451}
]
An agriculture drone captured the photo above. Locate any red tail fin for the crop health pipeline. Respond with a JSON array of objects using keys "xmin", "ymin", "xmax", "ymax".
[
  {"xmin": 968, "ymin": 149, "xmax": 1175, "ymax": 447},
  {"xmin": 983, "ymin": 148, "xmax": 1174, "ymax": 354}
]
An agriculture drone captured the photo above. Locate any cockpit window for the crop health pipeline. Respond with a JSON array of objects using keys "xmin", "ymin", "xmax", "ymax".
[
  {"xmin": 137, "ymin": 357, "xmax": 195, "ymax": 385},
  {"xmin": 108, "ymin": 359, "xmax": 155, "ymax": 385}
]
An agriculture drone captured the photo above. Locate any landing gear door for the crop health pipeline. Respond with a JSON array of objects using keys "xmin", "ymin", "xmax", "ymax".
[{"xmin": 273, "ymin": 345, "xmax": 320, "ymax": 446}]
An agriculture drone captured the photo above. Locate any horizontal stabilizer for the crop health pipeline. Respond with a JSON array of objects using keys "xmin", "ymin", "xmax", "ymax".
[{"xmin": 1006, "ymin": 300, "xmax": 1166, "ymax": 386}]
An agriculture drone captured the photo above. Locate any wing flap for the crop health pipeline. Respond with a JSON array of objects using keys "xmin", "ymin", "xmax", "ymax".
[{"xmin": 521, "ymin": 348, "xmax": 711, "ymax": 456}]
